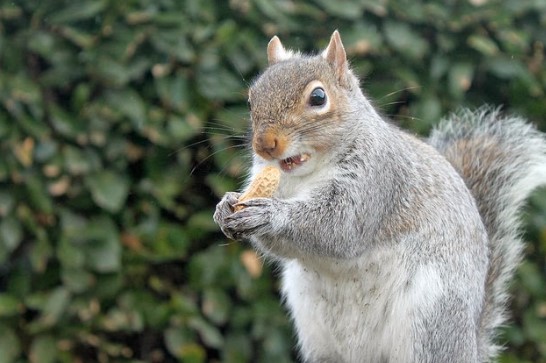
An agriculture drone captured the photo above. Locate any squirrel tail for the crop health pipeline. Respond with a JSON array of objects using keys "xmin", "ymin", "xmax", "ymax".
[{"xmin": 428, "ymin": 107, "xmax": 546, "ymax": 361}]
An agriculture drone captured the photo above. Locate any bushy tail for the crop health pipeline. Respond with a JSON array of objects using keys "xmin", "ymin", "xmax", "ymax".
[{"xmin": 428, "ymin": 107, "xmax": 546, "ymax": 361}]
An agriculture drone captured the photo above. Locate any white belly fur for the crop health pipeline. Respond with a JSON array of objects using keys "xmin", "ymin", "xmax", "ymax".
[{"xmin": 281, "ymin": 245, "xmax": 445, "ymax": 362}]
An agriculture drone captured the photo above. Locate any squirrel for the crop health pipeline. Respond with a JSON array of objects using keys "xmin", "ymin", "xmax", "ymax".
[{"xmin": 213, "ymin": 30, "xmax": 546, "ymax": 363}]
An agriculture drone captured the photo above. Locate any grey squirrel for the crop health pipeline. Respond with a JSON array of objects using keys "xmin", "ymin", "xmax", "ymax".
[{"xmin": 213, "ymin": 30, "xmax": 546, "ymax": 362}]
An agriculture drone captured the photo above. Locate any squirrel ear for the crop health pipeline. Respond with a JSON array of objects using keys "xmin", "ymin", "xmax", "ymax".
[
  {"xmin": 267, "ymin": 36, "xmax": 289, "ymax": 65},
  {"xmin": 322, "ymin": 30, "xmax": 349, "ymax": 85}
]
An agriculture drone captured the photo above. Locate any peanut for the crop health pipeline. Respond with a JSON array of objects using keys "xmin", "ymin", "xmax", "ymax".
[{"xmin": 234, "ymin": 166, "xmax": 281, "ymax": 211}]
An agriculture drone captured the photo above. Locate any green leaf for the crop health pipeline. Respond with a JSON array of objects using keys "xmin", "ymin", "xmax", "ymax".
[
  {"xmin": 0, "ymin": 216, "xmax": 22, "ymax": 252},
  {"xmin": 61, "ymin": 268, "xmax": 94, "ymax": 293},
  {"xmin": 197, "ymin": 67, "xmax": 245, "ymax": 101},
  {"xmin": 58, "ymin": 212, "xmax": 87, "ymax": 268},
  {"xmin": 196, "ymin": 50, "xmax": 245, "ymax": 101},
  {"xmin": 206, "ymin": 174, "xmax": 239, "ymax": 197},
  {"xmin": 47, "ymin": 0, "xmax": 106, "ymax": 24},
  {"xmin": 411, "ymin": 93, "xmax": 442, "ymax": 131},
  {"xmin": 430, "ymin": 55, "xmax": 449, "ymax": 80},
  {"xmin": 7, "ymin": 73, "xmax": 41, "ymax": 106},
  {"xmin": 165, "ymin": 327, "xmax": 205, "ymax": 361},
  {"xmin": 449, "ymin": 63, "xmax": 474, "ymax": 97},
  {"xmin": 57, "ymin": 26, "xmax": 96, "ymax": 48},
  {"xmin": 152, "ymin": 222, "xmax": 190, "ymax": 260},
  {"xmin": 150, "ymin": 31, "xmax": 194, "ymax": 62},
  {"xmin": 41, "ymin": 287, "xmax": 70, "ymax": 327},
  {"xmin": 0, "ymin": 323, "xmax": 20, "ymax": 362},
  {"xmin": 85, "ymin": 216, "xmax": 122, "ymax": 273},
  {"xmin": 63, "ymin": 145, "xmax": 99, "ymax": 176},
  {"xmin": 384, "ymin": 21, "xmax": 429, "ymax": 60},
  {"xmin": 5, "ymin": 266, "xmax": 32, "ymax": 297},
  {"xmin": 58, "ymin": 212, "xmax": 122, "ymax": 273},
  {"xmin": 222, "ymin": 333, "xmax": 252, "ymax": 363},
  {"xmin": 48, "ymin": 104, "xmax": 84, "ymax": 139},
  {"xmin": 27, "ymin": 31, "xmax": 56, "ymax": 56},
  {"xmin": 202, "ymin": 288, "xmax": 231, "ymax": 325},
  {"xmin": 93, "ymin": 273, "xmax": 123, "ymax": 299},
  {"xmin": 34, "ymin": 139, "xmax": 58, "ymax": 163},
  {"xmin": 25, "ymin": 176, "xmax": 53, "ymax": 214},
  {"xmin": 468, "ymin": 34, "xmax": 499, "ymax": 56},
  {"xmin": 518, "ymin": 262, "xmax": 545, "ymax": 297},
  {"xmin": 101, "ymin": 307, "xmax": 143, "ymax": 332},
  {"xmin": 29, "ymin": 335, "xmax": 57, "ymax": 363},
  {"xmin": 155, "ymin": 74, "xmax": 190, "ymax": 113},
  {"xmin": 93, "ymin": 57, "xmax": 132, "ymax": 86},
  {"xmin": 189, "ymin": 316, "xmax": 224, "ymax": 348},
  {"xmin": 486, "ymin": 57, "xmax": 528, "ymax": 79},
  {"xmin": 186, "ymin": 210, "xmax": 220, "ymax": 238},
  {"xmin": 167, "ymin": 115, "xmax": 200, "ymax": 142},
  {"xmin": 523, "ymin": 309, "xmax": 546, "ymax": 346},
  {"xmin": 29, "ymin": 236, "xmax": 53, "ymax": 273},
  {"xmin": 86, "ymin": 171, "xmax": 130, "ymax": 213},
  {"xmin": 313, "ymin": 0, "xmax": 363, "ymax": 19},
  {"xmin": 0, "ymin": 294, "xmax": 21, "ymax": 317},
  {"xmin": 104, "ymin": 89, "xmax": 146, "ymax": 129}
]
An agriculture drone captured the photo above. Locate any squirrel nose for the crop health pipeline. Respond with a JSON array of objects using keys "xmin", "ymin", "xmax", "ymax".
[
  {"xmin": 260, "ymin": 134, "xmax": 278, "ymax": 154},
  {"xmin": 254, "ymin": 130, "xmax": 286, "ymax": 159}
]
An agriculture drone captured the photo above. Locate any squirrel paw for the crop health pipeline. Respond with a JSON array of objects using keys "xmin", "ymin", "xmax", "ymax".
[
  {"xmin": 223, "ymin": 197, "xmax": 274, "ymax": 240},
  {"xmin": 214, "ymin": 192, "xmax": 241, "ymax": 239}
]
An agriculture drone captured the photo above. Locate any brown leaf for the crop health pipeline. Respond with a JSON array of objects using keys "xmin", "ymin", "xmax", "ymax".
[
  {"xmin": 14, "ymin": 137, "xmax": 34, "ymax": 167},
  {"xmin": 240, "ymin": 250, "xmax": 263, "ymax": 278}
]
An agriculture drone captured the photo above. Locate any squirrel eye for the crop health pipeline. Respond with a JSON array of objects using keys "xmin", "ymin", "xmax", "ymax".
[
  {"xmin": 247, "ymin": 99, "xmax": 252, "ymax": 111},
  {"xmin": 309, "ymin": 87, "xmax": 326, "ymax": 107}
]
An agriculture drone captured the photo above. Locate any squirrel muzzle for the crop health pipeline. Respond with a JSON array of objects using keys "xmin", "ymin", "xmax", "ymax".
[{"xmin": 253, "ymin": 128, "xmax": 289, "ymax": 160}]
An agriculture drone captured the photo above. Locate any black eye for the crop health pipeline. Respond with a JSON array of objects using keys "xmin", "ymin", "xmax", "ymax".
[
  {"xmin": 247, "ymin": 99, "xmax": 252, "ymax": 111},
  {"xmin": 309, "ymin": 87, "xmax": 326, "ymax": 107}
]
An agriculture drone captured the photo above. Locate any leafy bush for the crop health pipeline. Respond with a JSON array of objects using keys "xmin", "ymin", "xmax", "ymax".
[{"xmin": 0, "ymin": 0, "xmax": 545, "ymax": 362}]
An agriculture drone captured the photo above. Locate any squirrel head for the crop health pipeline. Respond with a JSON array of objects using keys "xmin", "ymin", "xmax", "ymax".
[{"xmin": 248, "ymin": 31, "xmax": 362, "ymax": 175}]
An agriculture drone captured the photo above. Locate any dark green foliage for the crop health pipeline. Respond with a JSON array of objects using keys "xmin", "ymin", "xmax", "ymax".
[{"xmin": 0, "ymin": 0, "xmax": 545, "ymax": 362}]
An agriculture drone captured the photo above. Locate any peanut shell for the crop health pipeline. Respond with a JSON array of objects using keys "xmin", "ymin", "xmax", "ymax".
[{"xmin": 234, "ymin": 166, "xmax": 281, "ymax": 211}]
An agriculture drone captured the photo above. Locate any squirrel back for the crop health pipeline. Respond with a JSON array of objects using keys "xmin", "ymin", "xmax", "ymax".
[{"xmin": 429, "ymin": 108, "xmax": 546, "ymax": 359}]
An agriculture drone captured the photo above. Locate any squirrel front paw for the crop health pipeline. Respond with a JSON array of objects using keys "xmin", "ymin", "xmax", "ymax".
[
  {"xmin": 222, "ymin": 197, "xmax": 275, "ymax": 240},
  {"xmin": 213, "ymin": 192, "xmax": 241, "ymax": 239}
]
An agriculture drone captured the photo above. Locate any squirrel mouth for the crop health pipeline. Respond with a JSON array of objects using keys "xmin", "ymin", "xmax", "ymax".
[{"xmin": 279, "ymin": 153, "xmax": 310, "ymax": 171}]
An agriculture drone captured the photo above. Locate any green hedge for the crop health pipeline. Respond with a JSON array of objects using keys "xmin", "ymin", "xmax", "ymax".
[{"xmin": 0, "ymin": 1, "xmax": 545, "ymax": 362}]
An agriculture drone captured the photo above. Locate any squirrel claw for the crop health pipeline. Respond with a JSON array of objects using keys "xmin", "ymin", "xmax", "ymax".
[{"xmin": 235, "ymin": 197, "xmax": 272, "ymax": 210}]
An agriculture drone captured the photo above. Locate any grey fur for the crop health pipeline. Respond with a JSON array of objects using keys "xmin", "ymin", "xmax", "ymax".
[
  {"xmin": 429, "ymin": 107, "xmax": 546, "ymax": 360},
  {"xmin": 213, "ymin": 33, "xmax": 546, "ymax": 363}
]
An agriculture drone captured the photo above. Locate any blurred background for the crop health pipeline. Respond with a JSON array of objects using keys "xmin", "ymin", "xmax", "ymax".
[{"xmin": 0, "ymin": 0, "xmax": 545, "ymax": 362}]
